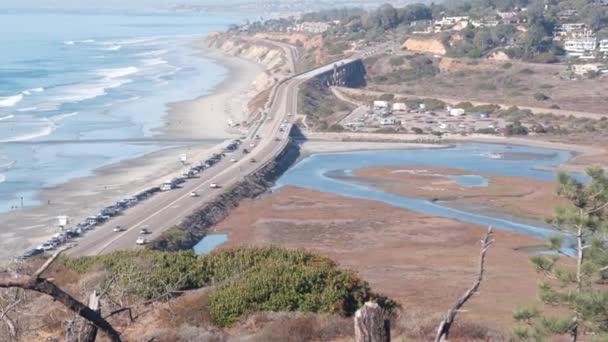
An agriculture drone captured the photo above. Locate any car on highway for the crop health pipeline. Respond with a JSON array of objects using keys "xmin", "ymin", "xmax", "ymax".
[
  {"xmin": 113, "ymin": 225, "xmax": 125, "ymax": 232},
  {"xmin": 139, "ymin": 228, "xmax": 151, "ymax": 235},
  {"xmin": 210, "ymin": 183, "xmax": 220, "ymax": 188},
  {"xmin": 249, "ymin": 143, "xmax": 256, "ymax": 148},
  {"xmin": 135, "ymin": 237, "xmax": 147, "ymax": 245},
  {"xmin": 275, "ymin": 137, "xmax": 281, "ymax": 142},
  {"xmin": 230, "ymin": 158, "xmax": 237, "ymax": 163},
  {"xmin": 250, "ymin": 158, "xmax": 257, "ymax": 163},
  {"xmin": 255, "ymin": 134, "xmax": 261, "ymax": 139},
  {"xmin": 190, "ymin": 191, "xmax": 199, "ymax": 197}
]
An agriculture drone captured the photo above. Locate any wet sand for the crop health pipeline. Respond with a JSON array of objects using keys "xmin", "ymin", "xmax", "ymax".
[
  {"xmin": 0, "ymin": 38, "xmax": 266, "ymax": 261},
  {"xmin": 211, "ymin": 186, "xmax": 546, "ymax": 330}
]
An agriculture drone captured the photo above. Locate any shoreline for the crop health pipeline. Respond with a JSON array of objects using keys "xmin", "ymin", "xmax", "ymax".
[{"xmin": 0, "ymin": 36, "xmax": 267, "ymax": 261}]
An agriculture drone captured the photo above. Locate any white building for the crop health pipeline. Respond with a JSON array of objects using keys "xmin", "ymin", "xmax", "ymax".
[
  {"xmin": 392, "ymin": 102, "xmax": 407, "ymax": 111},
  {"xmin": 291, "ymin": 22, "xmax": 331, "ymax": 34},
  {"xmin": 373, "ymin": 100, "xmax": 389, "ymax": 109},
  {"xmin": 450, "ymin": 108, "xmax": 466, "ymax": 116},
  {"xmin": 600, "ymin": 39, "xmax": 608, "ymax": 53},
  {"xmin": 380, "ymin": 117, "xmax": 397, "ymax": 125},
  {"xmin": 564, "ymin": 37, "xmax": 597, "ymax": 57}
]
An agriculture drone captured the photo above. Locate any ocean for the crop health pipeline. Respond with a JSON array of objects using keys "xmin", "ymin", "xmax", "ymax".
[{"xmin": 0, "ymin": 8, "xmax": 244, "ymax": 212}]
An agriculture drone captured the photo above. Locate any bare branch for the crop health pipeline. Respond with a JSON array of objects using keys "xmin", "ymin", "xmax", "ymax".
[
  {"xmin": 0, "ymin": 249, "xmax": 122, "ymax": 342},
  {"xmin": 33, "ymin": 245, "xmax": 72, "ymax": 279},
  {"xmin": 435, "ymin": 227, "xmax": 494, "ymax": 342}
]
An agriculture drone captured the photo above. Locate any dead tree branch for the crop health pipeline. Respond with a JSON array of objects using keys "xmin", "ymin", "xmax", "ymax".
[
  {"xmin": 0, "ymin": 246, "xmax": 122, "ymax": 342},
  {"xmin": 435, "ymin": 227, "xmax": 494, "ymax": 342}
]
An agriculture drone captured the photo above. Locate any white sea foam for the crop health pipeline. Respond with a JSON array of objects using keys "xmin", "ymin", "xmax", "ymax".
[
  {"xmin": 16, "ymin": 107, "xmax": 38, "ymax": 112},
  {"xmin": 0, "ymin": 94, "xmax": 24, "ymax": 108},
  {"xmin": 0, "ymin": 119, "xmax": 57, "ymax": 143},
  {"xmin": 96, "ymin": 66, "xmax": 139, "ymax": 79},
  {"xmin": 0, "ymin": 115, "xmax": 14, "ymax": 121},
  {"xmin": 0, "ymin": 174, "xmax": 5, "ymax": 184},
  {"xmin": 143, "ymin": 58, "xmax": 168, "ymax": 66},
  {"xmin": 21, "ymin": 87, "xmax": 44, "ymax": 96},
  {"xmin": 64, "ymin": 40, "xmax": 75, "ymax": 45},
  {"xmin": 104, "ymin": 45, "xmax": 122, "ymax": 51},
  {"xmin": 136, "ymin": 49, "xmax": 168, "ymax": 57},
  {"xmin": 51, "ymin": 112, "xmax": 78, "ymax": 121},
  {"xmin": 50, "ymin": 78, "xmax": 132, "ymax": 106}
]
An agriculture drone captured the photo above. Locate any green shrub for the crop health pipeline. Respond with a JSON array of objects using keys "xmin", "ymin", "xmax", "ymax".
[
  {"xmin": 204, "ymin": 247, "xmax": 396, "ymax": 326},
  {"xmin": 61, "ymin": 247, "xmax": 396, "ymax": 327},
  {"xmin": 61, "ymin": 249, "xmax": 205, "ymax": 300}
]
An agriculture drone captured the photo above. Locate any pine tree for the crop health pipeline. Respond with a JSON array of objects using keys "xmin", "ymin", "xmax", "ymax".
[{"xmin": 513, "ymin": 166, "xmax": 608, "ymax": 342}]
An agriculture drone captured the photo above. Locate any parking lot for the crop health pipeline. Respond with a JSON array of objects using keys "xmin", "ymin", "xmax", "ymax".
[{"xmin": 341, "ymin": 103, "xmax": 511, "ymax": 135}]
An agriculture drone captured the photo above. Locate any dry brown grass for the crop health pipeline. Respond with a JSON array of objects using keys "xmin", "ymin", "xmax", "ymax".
[{"xmin": 244, "ymin": 312, "xmax": 353, "ymax": 342}]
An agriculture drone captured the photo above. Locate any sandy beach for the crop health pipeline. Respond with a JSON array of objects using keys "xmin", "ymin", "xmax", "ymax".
[{"xmin": 0, "ymin": 38, "xmax": 266, "ymax": 261}]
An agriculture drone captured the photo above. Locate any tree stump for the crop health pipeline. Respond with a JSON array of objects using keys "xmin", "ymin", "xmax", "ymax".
[{"xmin": 354, "ymin": 302, "xmax": 390, "ymax": 342}]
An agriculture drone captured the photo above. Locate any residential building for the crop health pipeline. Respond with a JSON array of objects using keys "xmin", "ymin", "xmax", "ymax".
[
  {"xmin": 450, "ymin": 108, "xmax": 465, "ymax": 116},
  {"xmin": 555, "ymin": 23, "xmax": 593, "ymax": 40},
  {"xmin": 600, "ymin": 39, "xmax": 608, "ymax": 54},
  {"xmin": 380, "ymin": 117, "xmax": 397, "ymax": 125},
  {"xmin": 373, "ymin": 100, "xmax": 389, "ymax": 109},
  {"xmin": 290, "ymin": 22, "xmax": 330, "ymax": 34},
  {"xmin": 471, "ymin": 20, "xmax": 499, "ymax": 28},
  {"xmin": 392, "ymin": 102, "xmax": 407, "ymax": 112},
  {"xmin": 564, "ymin": 37, "xmax": 597, "ymax": 57}
]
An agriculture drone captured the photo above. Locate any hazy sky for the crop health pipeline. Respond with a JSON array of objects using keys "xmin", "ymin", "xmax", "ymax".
[{"xmin": 0, "ymin": 0, "xmax": 216, "ymax": 9}]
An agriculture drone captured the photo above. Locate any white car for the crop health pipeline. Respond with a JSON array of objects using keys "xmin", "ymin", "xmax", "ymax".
[
  {"xmin": 190, "ymin": 191, "xmax": 199, "ymax": 197},
  {"xmin": 113, "ymin": 225, "xmax": 125, "ymax": 232},
  {"xmin": 136, "ymin": 237, "xmax": 147, "ymax": 245},
  {"xmin": 249, "ymin": 143, "xmax": 256, "ymax": 148},
  {"xmin": 230, "ymin": 158, "xmax": 237, "ymax": 163},
  {"xmin": 210, "ymin": 183, "xmax": 219, "ymax": 188}
]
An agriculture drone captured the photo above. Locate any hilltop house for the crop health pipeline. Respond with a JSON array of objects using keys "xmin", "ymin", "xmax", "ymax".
[
  {"xmin": 564, "ymin": 37, "xmax": 597, "ymax": 57},
  {"xmin": 600, "ymin": 39, "xmax": 608, "ymax": 56},
  {"xmin": 392, "ymin": 102, "xmax": 407, "ymax": 112},
  {"xmin": 373, "ymin": 100, "xmax": 389, "ymax": 109},
  {"xmin": 379, "ymin": 117, "xmax": 397, "ymax": 125}
]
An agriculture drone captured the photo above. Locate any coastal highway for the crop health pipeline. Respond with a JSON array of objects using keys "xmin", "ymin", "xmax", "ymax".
[{"xmin": 69, "ymin": 42, "xmax": 355, "ymax": 256}]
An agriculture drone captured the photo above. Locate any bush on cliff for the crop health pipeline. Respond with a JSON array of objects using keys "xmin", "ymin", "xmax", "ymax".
[
  {"xmin": 205, "ymin": 246, "xmax": 397, "ymax": 326},
  {"xmin": 59, "ymin": 246, "xmax": 395, "ymax": 326}
]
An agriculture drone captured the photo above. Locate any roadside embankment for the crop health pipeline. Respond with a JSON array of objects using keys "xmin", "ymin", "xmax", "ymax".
[{"xmin": 151, "ymin": 139, "xmax": 301, "ymax": 251}]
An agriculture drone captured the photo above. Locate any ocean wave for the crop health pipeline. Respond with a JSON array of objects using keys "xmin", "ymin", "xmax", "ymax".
[
  {"xmin": 64, "ymin": 40, "xmax": 75, "ymax": 45},
  {"xmin": 0, "ymin": 114, "xmax": 14, "ymax": 121},
  {"xmin": 143, "ymin": 58, "xmax": 168, "ymax": 67},
  {"xmin": 96, "ymin": 66, "xmax": 139, "ymax": 79},
  {"xmin": 0, "ymin": 174, "xmax": 5, "ymax": 184},
  {"xmin": 0, "ymin": 94, "xmax": 24, "ymax": 108},
  {"xmin": 135, "ymin": 49, "xmax": 168, "ymax": 57},
  {"xmin": 100, "ymin": 37, "xmax": 160, "ymax": 47},
  {"xmin": 17, "ymin": 107, "xmax": 38, "ymax": 112},
  {"xmin": 51, "ymin": 112, "xmax": 78, "ymax": 121},
  {"xmin": 0, "ymin": 118, "xmax": 57, "ymax": 143},
  {"xmin": 22, "ymin": 87, "xmax": 44, "ymax": 96},
  {"xmin": 0, "ymin": 158, "xmax": 16, "ymax": 170},
  {"xmin": 103, "ymin": 45, "xmax": 122, "ymax": 51},
  {"xmin": 49, "ymin": 78, "xmax": 132, "ymax": 106}
]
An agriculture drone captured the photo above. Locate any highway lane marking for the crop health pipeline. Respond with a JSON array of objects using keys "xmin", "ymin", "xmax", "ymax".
[
  {"xmin": 87, "ymin": 47, "xmax": 322, "ymax": 255},
  {"xmin": 93, "ymin": 102, "xmax": 291, "ymax": 255}
]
